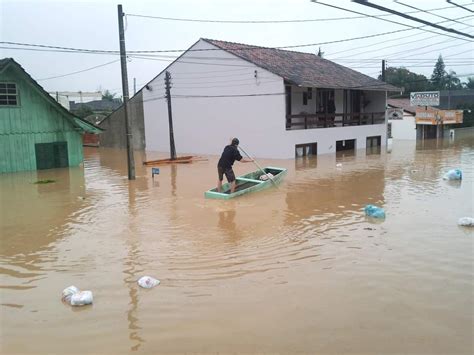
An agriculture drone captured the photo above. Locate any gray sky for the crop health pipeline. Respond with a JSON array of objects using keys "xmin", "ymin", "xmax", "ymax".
[{"xmin": 1, "ymin": 0, "xmax": 473, "ymax": 96}]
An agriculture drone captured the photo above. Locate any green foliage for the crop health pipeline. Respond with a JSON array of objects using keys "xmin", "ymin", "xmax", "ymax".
[
  {"xmin": 379, "ymin": 67, "xmax": 430, "ymax": 96},
  {"xmin": 455, "ymin": 103, "xmax": 474, "ymax": 128},
  {"xmin": 463, "ymin": 77, "xmax": 474, "ymax": 89},
  {"xmin": 102, "ymin": 90, "xmax": 116, "ymax": 101},
  {"xmin": 71, "ymin": 105, "xmax": 93, "ymax": 118},
  {"xmin": 430, "ymin": 54, "xmax": 446, "ymax": 88}
]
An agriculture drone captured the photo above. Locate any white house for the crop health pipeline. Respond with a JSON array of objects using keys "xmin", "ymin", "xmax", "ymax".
[
  {"xmin": 116, "ymin": 38, "xmax": 399, "ymax": 158},
  {"xmin": 387, "ymin": 98, "xmax": 417, "ymax": 140}
]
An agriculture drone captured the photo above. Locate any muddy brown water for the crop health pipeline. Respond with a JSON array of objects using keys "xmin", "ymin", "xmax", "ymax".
[{"xmin": 1, "ymin": 136, "xmax": 473, "ymax": 354}]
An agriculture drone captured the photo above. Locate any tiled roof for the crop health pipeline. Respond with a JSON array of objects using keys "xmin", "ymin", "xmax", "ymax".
[
  {"xmin": 202, "ymin": 39, "xmax": 400, "ymax": 91},
  {"xmin": 387, "ymin": 98, "xmax": 417, "ymax": 115}
]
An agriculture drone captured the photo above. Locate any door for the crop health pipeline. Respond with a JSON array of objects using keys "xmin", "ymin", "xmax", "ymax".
[{"xmin": 35, "ymin": 142, "xmax": 69, "ymax": 170}]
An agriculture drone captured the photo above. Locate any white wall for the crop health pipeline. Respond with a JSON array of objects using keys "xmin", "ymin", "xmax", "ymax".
[
  {"xmin": 389, "ymin": 113, "xmax": 416, "ymax": 140},
  {"xmin": 143, "ymin": 39, "xmax": 388, "ymax": 159}
]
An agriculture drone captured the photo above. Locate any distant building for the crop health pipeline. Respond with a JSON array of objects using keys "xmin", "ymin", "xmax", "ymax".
[
  {"xmin": 0, "ymin": 58, "xmax": 102, "ymax": 173},
  {"xmin": 439, "ymin": 89, "xmax": 474, "ymax": 110},
  {"xmin": 387, "ymin": 98, "xmax": 417, "ymax": 140},
  {"xmin": 69, "ymin": 98, "xmax": 122, "ymax": 113},
  {"xmin": 101, "ymin": 38, "xmax": 399, "ymax": 158},
  {"xmin": 388, "ymin": 97, "xmax": 464, "ymax": 140}
]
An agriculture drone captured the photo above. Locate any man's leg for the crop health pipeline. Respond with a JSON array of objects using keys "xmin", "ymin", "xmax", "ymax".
[
  {"xmin": 226, "ymin": 168, "xmax": 236, "ymax": 193},
  {"xmin": 230, "ymin": 180, "xmax": 236, "ymax": 194},
  {"xmin": 217, "ymin": 166, "xmax": 224, "ymax": 192}
]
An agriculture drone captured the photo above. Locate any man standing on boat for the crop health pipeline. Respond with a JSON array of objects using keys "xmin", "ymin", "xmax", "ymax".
[{"xmin": 217, "ymin": 138, "xmax": 253, "ymax": 194}]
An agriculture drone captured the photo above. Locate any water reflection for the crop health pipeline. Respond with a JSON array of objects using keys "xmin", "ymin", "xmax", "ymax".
[{"xmin": 123, "ymin": 183, "xmax": 145, "ymax": 352}]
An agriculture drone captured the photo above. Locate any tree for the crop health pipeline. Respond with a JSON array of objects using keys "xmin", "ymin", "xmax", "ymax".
[
  {"xmin": 445, "ymin": 70, "xmax": 462, "ymax": 90},
  {"xmin": 317, "ymin": 47, "xmax": 324, "ymax": 58},
  {"xmin": 379, "ymin": 67, "xmax": 430, "ymax": 96},
  {"xmin": 463, "ymin": 77, "xmax": 474, "ymax": 89},
  {"xmin": 431, "ymin": 54, "xmax": 446, "ymax": 89},
  {"xmin": 72, "ymin": 105, "xmax": 93, "ymax": 118},
  {"xmin": 102, "ymin": 90, "xmax": 117, "ymax": 101}
]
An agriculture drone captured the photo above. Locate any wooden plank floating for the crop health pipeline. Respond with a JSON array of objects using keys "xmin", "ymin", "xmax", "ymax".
[{"xmin": 143, "ymin": 156, "xmax": 208, "ymax": 166}]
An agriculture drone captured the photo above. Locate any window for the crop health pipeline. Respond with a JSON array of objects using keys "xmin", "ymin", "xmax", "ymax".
[
  {"xmin": 295, "ymin": 142, "xmax": 317, "ymax": 157},
  {"xmin": 387, "ymin": 123, "xmax": 392, "ymax": 139},
  {"xmin": 303, "ymin": 92, "xmax": 308, "ymax": 106},
  {"xmin": 0, "ymin": 83, "xmax": 19, "ymax": 106}
]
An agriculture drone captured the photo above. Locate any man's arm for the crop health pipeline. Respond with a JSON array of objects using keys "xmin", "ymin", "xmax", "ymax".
[{"xmin": 240, "ymin": 157, "xmax": 253, "ymax": 163}]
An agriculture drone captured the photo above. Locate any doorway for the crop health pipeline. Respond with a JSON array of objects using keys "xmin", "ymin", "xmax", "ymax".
[
  {"xmin": 336, "ymin": 139, "xmax": 356, "ymax": 152},
  {"xmin": 366, "ymin": 135, "xmax": 381, "ymax": 148},
  {"xmin": 295, "ymin": 142, "xmax": 317, "ymax": 157},
  {"xmin": 35, "ymin": 142, "xmax": 69, "ymax": 170}
]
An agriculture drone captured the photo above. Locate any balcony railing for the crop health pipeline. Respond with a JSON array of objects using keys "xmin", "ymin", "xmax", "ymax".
[{"xmin": 286, "ymin": 112, "xmax": 386, "ymax": 130}]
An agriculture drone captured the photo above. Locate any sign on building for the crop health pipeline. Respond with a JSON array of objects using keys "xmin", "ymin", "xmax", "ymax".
[
  {"xmin": 387, "ymin": 108, "xmax": 404, "ymax": 120},
  {"xmin": 415, "ymin": 107, "xmax": 463, "ymax": 125},
  {"xmin": 410, "ymin": 91, "xmax": 440, "ymax": 106}
]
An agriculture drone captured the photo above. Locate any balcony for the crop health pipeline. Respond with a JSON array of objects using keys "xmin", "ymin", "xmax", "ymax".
[{"xmin": 286, "ymin": 112, "xmax": 386, "ymax": 130}]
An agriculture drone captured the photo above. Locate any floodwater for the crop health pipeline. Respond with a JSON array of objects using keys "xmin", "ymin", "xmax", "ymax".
[{"xmin": 1, "ymin": 133, "xmax": 473, "ymax": 354}]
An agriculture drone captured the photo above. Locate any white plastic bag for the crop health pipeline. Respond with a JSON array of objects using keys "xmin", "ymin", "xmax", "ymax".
[
  {"xmin": 259, "ymin": 173, "xmax": 274, "ymax": 181},
  {"xmin": 70, "ymin": 291, "xmax": 93, "ymax": 306},
  {"xmin": 61, "ymin": 285, "xmax": 79, "ymax": 303},
  {"xmin": 458, "ymin": 217, "xmax": 474, "ymax": 227},
  {"xmin": 137, "ymin": 276, "xmax": 160, "ymax": 289}
]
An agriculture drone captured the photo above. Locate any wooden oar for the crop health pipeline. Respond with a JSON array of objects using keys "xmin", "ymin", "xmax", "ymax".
[{"xmin": 238, "ymin": 146, "xmax": 278, "ymax": 187}]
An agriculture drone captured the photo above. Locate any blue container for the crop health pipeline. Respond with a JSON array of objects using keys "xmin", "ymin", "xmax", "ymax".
[{"xmin": 364, "ymin": 204, "xmax": 386, "ymax": 219}]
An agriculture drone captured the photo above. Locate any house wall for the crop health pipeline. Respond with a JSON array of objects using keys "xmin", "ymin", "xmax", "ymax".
[
  {"xmin": 0, "ymin": 65, "xmax": 84, "ymax": 173},
  {"xmin": 99, "ymin": 91, "xmax": 145, "ymax": 149},
  {"xmin": 389, "ymin": 113, "xmax": 416, "ymax": 140},
  {"xmin": 142, "ymin": 39, "xmax": 388, "ymax": 159}
]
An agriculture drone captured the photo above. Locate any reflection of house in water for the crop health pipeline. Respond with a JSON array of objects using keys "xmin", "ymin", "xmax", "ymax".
[
  {"xmin": 285, "ymin": 162, "xmax": 386, "ymax": 226},
  {"xmin": 0, "ymin": 168, "xmax": 87, "ymax": 257}
]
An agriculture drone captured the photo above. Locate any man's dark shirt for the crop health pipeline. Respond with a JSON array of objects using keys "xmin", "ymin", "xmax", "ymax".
[{"xmin": 218, "ymin": 145, "xmax": 242, "ymax": 169}]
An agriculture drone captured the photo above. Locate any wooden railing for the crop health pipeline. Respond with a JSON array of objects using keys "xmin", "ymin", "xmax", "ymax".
[{"xmin": 286, "ymin": 112, "xmax": 386, "ymax": 130}]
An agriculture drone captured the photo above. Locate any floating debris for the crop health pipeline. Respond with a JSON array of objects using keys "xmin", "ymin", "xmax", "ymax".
[
  {"xmin": 364, "ymin": 205, "xmax": 386, "ymax": 219},
  {"xmin": 138, "ymin": 276, "xmax": 160, "ymax": 289},
  {"xmin": 443, "ymin": 169, "xmax": 462, "ymax": 180},
  {"xmin": 458, "ymin": 217, "xmax": 474, "ymax": 227},
  {"xmin": 61, "ymin": 286, "xmax": 93, "ymax": 306},
  {"xmin": 34, "ymin": 179, "xmax": 56, "ymax": 184}
]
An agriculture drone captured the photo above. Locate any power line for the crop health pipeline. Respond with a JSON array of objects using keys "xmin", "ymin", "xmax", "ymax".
[
  {"xmin": 447, "ymin": 0, "xmax": 474, "ymax": 13},
  {"xmin": 124, "ymin": 3, "xmax": 468, "ymax": 24},
  {"xmin": 36, "ymin": 59, "xmax": 120, "ymax": 81},
  {"xmin": 351, "ymin": 0, "xmax": 473, "ymax": 39},
  {"xmin": 310, "ymin": 0, "xmax": 472, "ymax": 41},
  {"xmin": 393, "ymin": 0, "xmax": 473, "ymax": 27},
  {"xmin": 328, "ymin": 22, "xmax": 473, "ymax": 60}
]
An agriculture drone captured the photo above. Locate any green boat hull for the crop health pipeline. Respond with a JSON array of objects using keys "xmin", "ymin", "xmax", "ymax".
[{"xmin": 204, "ymin": 166, "xmax": 287, "ymax": 200}]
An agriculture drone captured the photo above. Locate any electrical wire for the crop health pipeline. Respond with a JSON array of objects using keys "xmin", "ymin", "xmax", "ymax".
[
  {"xmin": 124, "ymin": 3, "xmax": 469, "ymax": 24},
  {"xmin": 393, "ymin": 0, "xmax": 473, "ymax": 27},
  {"xmin": 310, "ymin": 1, "xmax": 473, "ymax": 42},
  {"xmin": 36, "ymin": 59, "xmax": 120, "ymax": 81}
]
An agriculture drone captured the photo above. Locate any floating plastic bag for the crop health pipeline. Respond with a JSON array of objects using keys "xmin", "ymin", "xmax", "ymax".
[
  {"xmin": 137, "ymin": 276, "xmax": 160, "ymax": 289},
  {"xmin": 458, "ymin": 217, "xmax": 474, "ymax": 227},
  {"xmin": 61, "ymin": 285, "xmax": 79, "ymax": 303},
  {"xmin": 364, "ymin": 204, "xmax": 386, "ymax": 219},
  {"xmin": 443, "ymin": 169, "xmax": 462, "ymax": 180},
  {"xmin": 70, "ymin": 291, "xmax": 93, "ymax": 306},
  {"xmin": 259, "ymin": 173, "xmax": 274, "ymax": 181}
]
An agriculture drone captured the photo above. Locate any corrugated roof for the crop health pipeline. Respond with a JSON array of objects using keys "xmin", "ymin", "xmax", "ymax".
[
  {"xmin": 0, "ymin": 58, "xmax": 103, "ymax": 134},
  {"xmin": 202, "ymin": 39, "xmax": 400, "ymax": 91}
]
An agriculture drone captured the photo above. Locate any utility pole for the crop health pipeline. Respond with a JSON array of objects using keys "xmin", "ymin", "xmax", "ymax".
[
  {"xmin": 164, "ymin": 71, "xmax": 177, "ymax": 160},
  {"xmin": 117, "ymin": 4, "xmax": 135, "ymax": 180},
  {"xmin": 133, "ymin": 78, "xmax": 136, "ymax": 95},
  {"xmin": 381, "ymin": 60, "xmax": 386, "ymax": 81}
]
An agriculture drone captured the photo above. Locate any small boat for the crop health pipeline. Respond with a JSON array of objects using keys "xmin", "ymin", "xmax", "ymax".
[{"xmin": 204, "ymin": 166, "xmax": 287, "ymax": 199}]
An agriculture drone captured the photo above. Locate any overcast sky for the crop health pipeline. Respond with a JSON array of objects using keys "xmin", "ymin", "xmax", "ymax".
[{"xmin": 1, "ymin": 0, "xmax": 473, "ymax": 96}]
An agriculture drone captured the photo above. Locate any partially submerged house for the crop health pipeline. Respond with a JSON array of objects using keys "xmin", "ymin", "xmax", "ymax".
[
  {"xmin": 388, "ymin": 97, "xmax": 464, "ymax": 140},
  {"xmin": 0, "ymin": 58, "xmax": 102, "ymax": 173},
  {"xmin": 102, "ymin": 38, "xmax": 399, "ymax": 158}
]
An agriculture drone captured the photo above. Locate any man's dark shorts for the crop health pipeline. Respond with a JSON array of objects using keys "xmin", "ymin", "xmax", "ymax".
[{"xmin": 218, "ymin": 166, "xmax": 236, "ymax": 183}]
